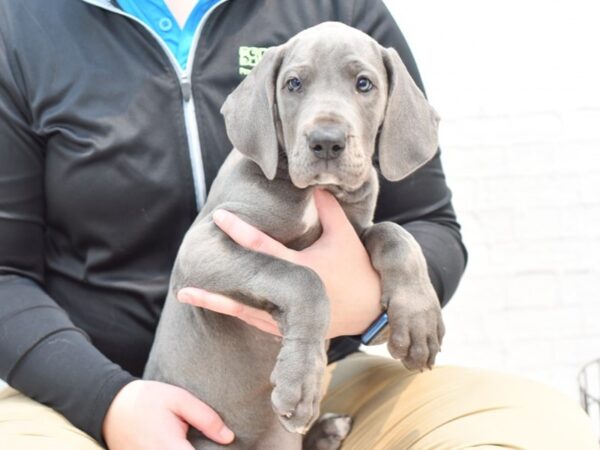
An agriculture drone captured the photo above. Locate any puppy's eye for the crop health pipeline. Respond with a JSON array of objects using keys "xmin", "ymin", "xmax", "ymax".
[
  {"xmin": 356, "ymin": 77, "xmax": 374, "ymax": 93},
  {"xmin": 286, "ymin": 77, "xmax": 303, "ymax": 92}
]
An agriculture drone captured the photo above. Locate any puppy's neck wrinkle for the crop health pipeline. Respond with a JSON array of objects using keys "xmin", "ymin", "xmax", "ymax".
[{"xmin": 274, "ymin": 148, "xmax": 291, "ymax": 180}]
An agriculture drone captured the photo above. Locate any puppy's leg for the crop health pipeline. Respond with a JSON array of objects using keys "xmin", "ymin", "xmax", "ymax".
[
  {"xmin": 361, "ymin": 222, "xmax": 444, "ymax": 370},
  {"xmin": 174, "ymin": 221, "xmax": 330, "ymax": 433}
]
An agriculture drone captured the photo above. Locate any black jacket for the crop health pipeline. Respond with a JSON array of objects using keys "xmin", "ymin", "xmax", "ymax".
[{"xmin": 0, "ymin": 0, "xmax": 467, "ymax": 443}]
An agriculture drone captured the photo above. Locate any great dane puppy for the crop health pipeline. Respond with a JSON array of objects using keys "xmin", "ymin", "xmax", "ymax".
[{"xmin": 144, "ymin": 22, "xmax": 443, "ymax": 450}]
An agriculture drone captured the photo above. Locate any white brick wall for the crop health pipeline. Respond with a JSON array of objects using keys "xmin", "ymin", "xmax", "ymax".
[{"xmin": 378, "ymin": 0, "xmax": 600, "ymax": 405}]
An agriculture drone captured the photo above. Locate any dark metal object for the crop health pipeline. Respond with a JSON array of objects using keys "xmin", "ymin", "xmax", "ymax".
[{"xmin": 579, "ymin": 358, "xmax": 600, "ymax": 442}]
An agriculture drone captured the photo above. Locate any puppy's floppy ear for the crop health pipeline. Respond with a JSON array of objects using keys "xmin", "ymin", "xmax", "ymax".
[
  {"xmin": 378, "ymin": 47, "xmax": 440, "ymax": 181},
  {"xmin": 220, "ymin": 45, "xmax": 285, "ymax": 180}
]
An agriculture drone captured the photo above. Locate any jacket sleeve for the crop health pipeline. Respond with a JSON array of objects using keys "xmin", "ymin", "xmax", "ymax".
[
  {"xmin": 0, "ymin": 23, "xmax": 135, "ymax": 444},
  {"xmin": 350, "ymin": 0, "xmax": 468, "ymax": 306}
]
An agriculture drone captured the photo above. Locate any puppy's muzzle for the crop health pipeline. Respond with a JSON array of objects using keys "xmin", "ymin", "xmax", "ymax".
[{"xmin": 307, "ymin": 125, "xmax": 346, "ymax": 160}]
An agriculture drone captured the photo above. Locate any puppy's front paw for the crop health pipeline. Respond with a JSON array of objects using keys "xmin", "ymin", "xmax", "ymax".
[
  {"xmin": 270, "ymin": 339, "xmax": 327, "ymax": 433},
  {"xmin": 387, "ymin": 285, "xmax": 445, "ymax": 371}
]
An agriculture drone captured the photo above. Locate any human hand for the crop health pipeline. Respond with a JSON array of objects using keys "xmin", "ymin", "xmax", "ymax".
[
  {"xmin": 102, "ymin": 380, "xmax": 234, "ymax": 450},
  {"xmin": 177, "ymin": 189, "xmax": 383, "ymax": 339}
]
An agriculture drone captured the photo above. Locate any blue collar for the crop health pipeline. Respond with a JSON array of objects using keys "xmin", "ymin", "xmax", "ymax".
[{"xmin": 118, "ymin": 0, "xmax": 222, "ymax": 69}]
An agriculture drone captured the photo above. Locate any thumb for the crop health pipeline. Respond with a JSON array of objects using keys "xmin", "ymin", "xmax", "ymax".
[
  {"xmin": 213, "ymin": 209, "xmax": 295, "ymax": 261},
  {"xmin": 171, "ymin": 388, "xmax": 235, "ymax": 445},
  {"xmin": 313, "ymin": 189, "xmax": 351, "ymax": 234}
]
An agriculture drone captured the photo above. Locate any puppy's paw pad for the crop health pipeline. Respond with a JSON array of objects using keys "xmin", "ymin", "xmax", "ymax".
[
  {"xmin": 387, "ymin": 293, "xmax": 444, "ymax": 371},
  {"xmin": 270, "ymin": 341, "xmax": 326, "ymax": 433},
  {"xmin": 302, "ymin": 413, "xmax": 353, "ymax": 450},
  {"xmin": 318, "ymin": 413, "xmax": 353, "ymax": 440},
  {"xmin": 271, "ymin": 371, "xmax": 322, "ymax": 433}
]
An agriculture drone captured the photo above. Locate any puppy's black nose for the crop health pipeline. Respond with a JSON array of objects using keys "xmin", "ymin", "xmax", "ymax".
[{"xmin": 308, "ymin": 127, "xmax": 346, "ymax": 160}]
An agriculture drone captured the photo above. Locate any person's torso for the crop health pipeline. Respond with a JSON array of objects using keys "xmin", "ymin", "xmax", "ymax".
[{"xmin": 3, "ymin": 0, "xmax": 358, "ymax": 375}]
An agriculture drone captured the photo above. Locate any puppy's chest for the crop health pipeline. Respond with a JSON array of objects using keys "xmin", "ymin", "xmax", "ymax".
[
  {"xmin": 274, "ymin": 194, "xmax": 372, "ymax": 251},
  {"xmin": 300, "ymin": 195, "xmax": 319, "ymax": 234},
  {"xmin": 271, "ymin": 196, "xmax": 321, "ymax": 251},
  {"xmin": 295, "ymin": 196, "xmax": 324, "ymax": 249}
]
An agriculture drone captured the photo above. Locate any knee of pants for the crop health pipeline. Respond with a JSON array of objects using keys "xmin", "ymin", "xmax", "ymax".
[
  {"xmin": 321, "ymin": 353, "xmax": 599, "ymax": 450},
  {"xmin": 0, "ymin": 387, "xmax": 104, "ymax": 450}
]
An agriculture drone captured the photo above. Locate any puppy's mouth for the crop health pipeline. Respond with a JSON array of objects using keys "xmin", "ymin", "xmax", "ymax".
[
  {"xmin": 312, "ymin": 172, "xmax": 342, "ymax": 185},
  {"xmin": 288, "ymin": 152, "xmax": 369, "ymax": 191}
]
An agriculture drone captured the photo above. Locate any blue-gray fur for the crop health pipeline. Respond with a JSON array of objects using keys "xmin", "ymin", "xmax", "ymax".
[{"xmin": 144, "ymin": 22, "xmax": 443, "ymax": 450}]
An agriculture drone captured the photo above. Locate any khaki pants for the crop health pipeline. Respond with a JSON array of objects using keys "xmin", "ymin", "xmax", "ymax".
[{"xmin": 1, "ymin": 353, "xmax": 598, "ymax": 450}]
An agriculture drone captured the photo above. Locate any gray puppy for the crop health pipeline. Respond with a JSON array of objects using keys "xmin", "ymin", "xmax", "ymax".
[{"xmin": 144, "ymin": 22, "xmax": 443, "ymax": 450}]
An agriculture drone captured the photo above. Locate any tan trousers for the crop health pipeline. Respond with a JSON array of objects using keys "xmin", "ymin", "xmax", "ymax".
[{"xmin": 1, "ymin": 353, "xmax": 598, "ymax": 450}]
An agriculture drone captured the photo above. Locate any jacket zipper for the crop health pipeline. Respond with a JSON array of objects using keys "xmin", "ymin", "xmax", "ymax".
[{"xmin": 80, "ymin": 0, "xmax": 230, "ymax": 211}]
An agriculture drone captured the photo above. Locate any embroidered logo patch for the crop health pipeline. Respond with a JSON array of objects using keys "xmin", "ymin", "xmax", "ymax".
[{"xmin": 238, "ymin": 46, "xmax": 268, "ymax": 76}]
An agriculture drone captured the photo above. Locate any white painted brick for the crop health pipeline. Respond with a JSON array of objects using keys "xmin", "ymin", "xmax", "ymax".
[
  {"xmin": 473, "ymin": 177, "xmax": 520, "ymax": 210},
  {"xmin": 488, "ymin": 241, "xmax": 557, "ymax": 273},
  {"xmin": 463, "ymin": 244, "xmax": 497, "ymax": 277},
  {"xmin": 554, "ymin": 141, "xmax": 600, "ymax": 174},
  {"xmin": 553, "ymin": 337, "xmax": 600, "ymax": 367},
  {"xmin": 512, "ymin": 207, "xmax": 563, "ymax": 241},
  {"xmin": 445, "ymin": 177, "xmax": 479, "ymax": 212},
  {"xmin": 479, "ymin": 210, "xmax": 515, "ymax": 243},
  {"xmin": 553, "ymin": 239, "xmax": 600, "ymax": 273},
  {"xmin": 508, "ymin": 113, "xmax": 563, "ymax": 145},
  {"xmin": 451, "ymin": 275, "xmax": 509, "ymax": 313},
  {"xmin": 467, "ymin": 174, "xmax": 582, "ymax": 213},
  {"xmin": 440, "ymin": 117, "xmax": 513, "ymax": 148},
  {"xmin": 483, "ymin": 307, "xmax": 583, "ymax": 341},
  {"xmin": 562, "ymin": 109, "xmax": 600, "ymax": 141},
  {"xmin": 442, "ymin": 145, "xmax": 508, "ymax": 178},
  {"xmin": 461, "ymin": 210, "xmax": 515, "ymax": 245},
  {"xmin": 436, "ymin": 339, "xmax": 507, "ymax": 370},
  {"xmin": 560, "ymin": 272, "xmax": 600, "ymax": 306},
  {"xmin": 582, "ymin": 304, "xmax": 600, "ymax": 336},
  {"xmin": 560, "ymin": 205, "xmax": 600, "ymax": 239},
  {"xmin": 506, "ymin": 273, "xmax": 560, "ymax": 309},
  {"xmin": 502, "ymin": 339, "xmax": 556, "ymax": 369},
  {"xmin": 506, "ymin": 141, "xmax": 558, "ymax": 176},
  {"xmin": 578, "ymin": 172, "xmax": 600, "ymax": 204},
  {"xmin": 506, "ymin": 174, "xmax": 583, "ymax": 208},
  {"xmin": 435, "ymin": 303, "xmax": 487, "ymax": 346}
]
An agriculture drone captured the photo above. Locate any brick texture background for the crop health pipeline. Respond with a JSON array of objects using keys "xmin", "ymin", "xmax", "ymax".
[{"xmin": 375, "ymin": 0, "xmax": 600, "ymax": 403}]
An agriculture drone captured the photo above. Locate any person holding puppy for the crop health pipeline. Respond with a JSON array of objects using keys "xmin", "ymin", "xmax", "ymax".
[{"xmin": 0, "ymin": 1, "xmax": 597, "ymax": 449}]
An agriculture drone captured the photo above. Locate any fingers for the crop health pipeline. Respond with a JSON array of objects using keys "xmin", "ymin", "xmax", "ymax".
[
  {"xmin": 178, "ymin": 288, "xmax": 282, "ymax": 337},
  {"xmin": 170, "ymin": 389, "xmax": 235, "ymax": 445},
  {"xmin": 313, "ymin": 189, "xmax": 352, "ymax": 234},
  {"xmin": 212, "ymin": 209, "xmax": 295, "ymax": 261}
]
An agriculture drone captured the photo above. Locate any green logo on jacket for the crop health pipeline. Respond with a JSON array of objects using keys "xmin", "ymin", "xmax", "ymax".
[{"xmin": 239, "ymin": 46, "xmax": 268, "ymax": 75}]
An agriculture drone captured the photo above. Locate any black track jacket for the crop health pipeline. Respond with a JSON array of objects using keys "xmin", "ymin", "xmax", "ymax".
[{"xmin": 0, "ymin": 0, "xmax": 467, "ymax": 443}]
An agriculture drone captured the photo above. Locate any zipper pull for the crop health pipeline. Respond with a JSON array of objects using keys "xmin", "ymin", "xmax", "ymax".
[{"xmin": 181, "ymin": 74, "xmax": 192, "ymax": 102}]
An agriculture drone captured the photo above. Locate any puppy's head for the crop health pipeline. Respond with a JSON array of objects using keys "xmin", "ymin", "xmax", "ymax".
[{"xmin": 221, "ymin": 22, "xmax": 439, "ymax": 190}]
